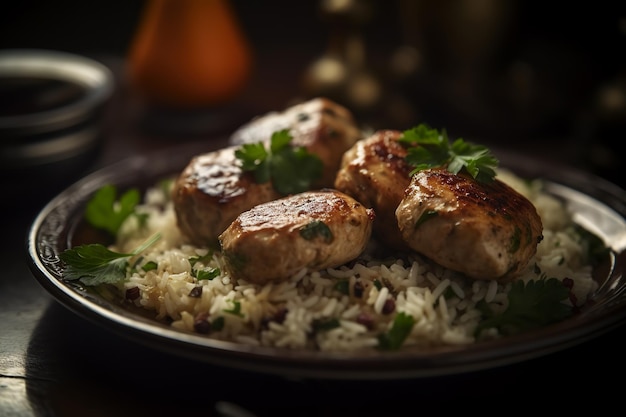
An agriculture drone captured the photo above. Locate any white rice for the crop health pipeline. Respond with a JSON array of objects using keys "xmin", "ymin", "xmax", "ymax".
[{"xmin": 110, "ymin": 169, "xmax": 600, "ymax": 352}]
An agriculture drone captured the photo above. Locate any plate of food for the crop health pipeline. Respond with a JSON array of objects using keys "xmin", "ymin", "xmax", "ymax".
[{"xmin": 27, "ymin": 98, "xmax": 626, "ymax": 380}]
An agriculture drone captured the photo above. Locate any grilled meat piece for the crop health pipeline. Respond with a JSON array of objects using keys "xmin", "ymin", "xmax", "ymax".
[
  {"xmin": 219, "ymin": 189, "xmax": 375, "ymax": 284},
  {"xmin": 333, "ymin": 130, "xmax": 412, "ymax": 250},
  {"xmin": 230, "ymin": 97, "xmax": 362, "ymax": 188},
  {"xmin": 395, "ymin": 168, "xmax": 544, "ymax": 281}
]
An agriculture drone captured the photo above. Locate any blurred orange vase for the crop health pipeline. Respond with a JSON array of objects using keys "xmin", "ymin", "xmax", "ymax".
[{"xmin": 127, "ymin": 0, "xmax": 252, "ymax": 108}]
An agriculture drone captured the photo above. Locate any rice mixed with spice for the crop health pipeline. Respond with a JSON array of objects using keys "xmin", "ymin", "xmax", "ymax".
[{"xmin": 109, "ymin": 169, "xmax": 598, "ymax": 352}]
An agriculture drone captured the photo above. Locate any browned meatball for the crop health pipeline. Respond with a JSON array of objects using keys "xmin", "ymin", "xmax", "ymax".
[
  {"xmin": 218, "ymin": 189, "xmax": 375, "ymax": 284},
  {"xmin": 395, "ymin": 168, "xmax": 544, "ymax": 281},
  {"xmin": 333, "ymin": 130, "xmax": 412, "ymax": 250},
  {"xmin": 230, "ymin": 97, "xmax": 363, "ymax": 188}
]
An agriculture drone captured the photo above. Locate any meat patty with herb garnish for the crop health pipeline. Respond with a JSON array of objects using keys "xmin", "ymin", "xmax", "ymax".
[
  {"xmin": 230, "ymin": 97, "xmax": 363, "ymax": 188},
  {"xmin": 218, "ymin": 189, "xmax": 375, "ymax": 285},
  {"xmin": 395, "ymin": 168, "xmax": 543, "ymax": 281}
]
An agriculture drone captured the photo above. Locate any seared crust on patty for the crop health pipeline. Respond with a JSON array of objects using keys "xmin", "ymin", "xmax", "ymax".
[
  {"xmin": 334, "ymin": 130, "xmax": 412, "ymax": 250},
  {"xmin": 219, "ymin": 189, "xmax": 375, "ymax": 284},
  {"xmin": 395, "ymin": 168, "xmax": 543, "ymax": 280}
]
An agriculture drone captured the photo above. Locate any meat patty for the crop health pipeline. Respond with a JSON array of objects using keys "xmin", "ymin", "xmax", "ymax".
[
  {"xmin": 218, "ymin": 189, "xmax": 375, "ymax": 285},
  {"xmin": 230, "ymin": 97, "xmax": 363, "ymax": 188},
  {"xmin": 333, "ymin": 130, "xmax": 412, "ymax": 250},
  {"xmin": 395, "ymin": 168, "xmax": 544, "ymax": 281},
  {"xmin": 172, "ymin": 146, "xmax": 282, "ymax": 247}
]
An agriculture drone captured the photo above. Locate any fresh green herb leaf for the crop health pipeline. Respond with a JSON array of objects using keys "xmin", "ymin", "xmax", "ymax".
[
  {"xmin": 189, "ymin": 252, "xmax": 214, "ymax": 267},
  {"xmin": 475, "ymin": 278, "xmax": 573, "ymax": 337},
  {"xmin": 234, "ymin": 129, "xmax": 323, "ymax": 195},
  {"xmin": 443, "ymin": 286, "xmax": 456, "ymax": 299},
  {"xmin": 272, "ymin": 145, "xmax": 324, "ymax": 194},
  {"xmin": 399, "ymin": 123, "xmax": 499, "ymax": 182},
  {"xmin": 269, "ymin": 128, "xmax": 293, "ymax": 151},
  {"xmin": 414, "ymin": 210, "xmax": 438, "ymax": 229},
  {"xmin": 142, "ymin": 261, "xmax": 158, "ymax": 272},
  {"xmin": 223, "ymin": 300, "xmax": 245, "ymax": 317},
  {"xmin": 235, "ymin": 142, "xmax": 270, "ymax": 183},
  {"xmin": 212, "ymin": 316, "xmax": 225, "ymax": 331},
  {"xmin": 299, "ymin": 220, "xmax": 333, "ymax": 242},
  {"xmin": 449, "ymin": 139, "xmax": 498, "ymax": 183},
  {"xmin": 312, "ymin": 318, "xmax": 341, "ymax": 332},
  {"xmin": 194, "ymin": 267, "xmax": 220, "ymax": 281},
  {"xmin": 378, "ymin": 312, "xmax": 415, "ymax": 350},
  {"xmin": 60, "ymin": 244, "xmax": 131, "ymax": 286},
  {"xmin": 59, "ymin": 233, "xmax": 161, "ymax": 286},
  {"xmin": 334, "ymin": 279, "xmax": 350, "ymax": 295},
  {"xmin": 85, "ymin": 185, "xmax": 142, "ymax": 235}
]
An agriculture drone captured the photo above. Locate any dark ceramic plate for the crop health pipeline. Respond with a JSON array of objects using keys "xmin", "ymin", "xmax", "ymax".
[{"xmin": 26, "ymin": 144, "xmax": 626, "ymax": 380}]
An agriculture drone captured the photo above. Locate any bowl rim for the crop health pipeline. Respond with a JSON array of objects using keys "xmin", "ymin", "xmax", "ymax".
[{"xmin": 0, "ymin": 48, "xmax": 114, "ymax": 131}]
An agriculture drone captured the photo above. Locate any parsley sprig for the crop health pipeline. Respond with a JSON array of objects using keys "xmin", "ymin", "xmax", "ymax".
[
  {"xmin": 85, "ymin": 184, "xmax": 145, "ymax": 236},
  {"xmin": 59, "ymin": 233, "xmax": 161, "ymax": 286},
  {"xmin": 378, "ymin": 312, "xmax": 415, "ymax": 350},
  {"xmin": 399, "ymin": 124, "xmax": 499, "ymax": 183},
  {"xmin": 475, "ymin": 278, "xmax": 573, "ymax": 337},
  {"xmin": 234, "ymin": 129, "xmax": 323, "ymax": 195}
]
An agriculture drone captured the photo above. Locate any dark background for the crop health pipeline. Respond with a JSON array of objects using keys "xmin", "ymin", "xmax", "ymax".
[{"xmin": 2, "ymin": 0, "xmax": 626, "ymax": 186}]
